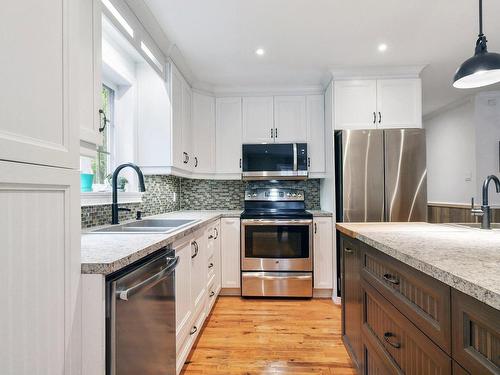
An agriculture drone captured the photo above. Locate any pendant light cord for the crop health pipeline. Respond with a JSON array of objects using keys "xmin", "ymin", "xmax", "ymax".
[{"xmin": 479, "ymin": 0, "xmax": 483, "ymax": 36}]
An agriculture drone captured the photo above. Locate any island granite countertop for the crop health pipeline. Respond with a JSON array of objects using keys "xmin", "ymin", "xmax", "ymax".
[{"xmin": 336, "ymin": 222, "xmax": 500, "ymax": 310}]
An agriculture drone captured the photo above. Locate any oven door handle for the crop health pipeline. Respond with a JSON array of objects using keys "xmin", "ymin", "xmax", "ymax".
[{"xmin": 241, "ymin": 219, "xmax": 312, "ymax": 225}]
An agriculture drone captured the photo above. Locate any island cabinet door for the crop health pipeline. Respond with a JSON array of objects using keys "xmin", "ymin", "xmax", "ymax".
[
  {"xmin": 340, "ymin": 234, "xmax": 363, "ymax": 370},
  {"xmin": 451, "ymin": 290, "xmax": 500, "ymax": 375},
  {"xmin": 361, "ymin": 279, "xmax": 452, "ymax": 375}
]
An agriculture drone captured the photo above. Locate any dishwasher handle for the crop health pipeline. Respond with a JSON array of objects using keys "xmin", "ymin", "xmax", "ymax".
[{"xmin": 118, "ymin": 256, "xmax": 179, "ymax": 301}]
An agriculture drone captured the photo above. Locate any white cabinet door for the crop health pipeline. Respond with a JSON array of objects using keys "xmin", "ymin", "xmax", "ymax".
[
  {"xmin": 376, "ymin": 79, "xmax": 422, "ymax": 129},
  {"xmin": 0, "ymin": 0, "xmax": 78, "ymax": 168},
  {"xmin": 334, "ymin": 80, "xmax": 377, "ymax": 130},
  {"xmin": 192, "ymin": 92, "xmax": 215, "ymax": 173},
  {"xmin": 190, "ymin": 231, "xmax": 207, "ymax": 312},
  {"xmin": 306, "ymin": 95, "xmax": 325, "ymax": 173},
  {"xmin": 313, "ymin": 217, "xmax": 333, "ymax": 289},
  {"xmin": 274, "ymin": 96, "xmax": 307, "ymax": 142},
  {"xmin": 221, "ymin": 218, "xmax": 241, "ymax": 288},
  {"xmin": 171, "ymin": 66, "xmax": 184, "ymax": 169},
  {"xmin": 213, "ymin": 221, "xmax": 222, "ymax": 294},
  {"xmin": 242, "ymin": 97, "xmax": 274, "ymax": 143},
  {"xmin": 175, "ymin": 238, "xmax": 192, "ymax": 343},
  {"xmin": 182, "ymin": 82, "xmax": 193, "ymax": 171},
  {"xmin": 216, "ymin": 97, "xmax": 242, "ymax": 175},
  {"xmin": 77, "ymin": 0, "xmax": 102, "ymax": 149},
  {"xmin": 0, "ymin": 161, "xmax": 80, "ymax": 374}
]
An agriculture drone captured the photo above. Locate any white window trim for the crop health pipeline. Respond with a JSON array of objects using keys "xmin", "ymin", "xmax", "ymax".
[{"xmin": 81, "ymin": 191, "xmax": 144, "ymax": 207}]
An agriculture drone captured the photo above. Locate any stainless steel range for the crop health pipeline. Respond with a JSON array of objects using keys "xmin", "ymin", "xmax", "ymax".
[{"xmin": 240, "ymin": 188, "xmax": 313, "ymax": 298}]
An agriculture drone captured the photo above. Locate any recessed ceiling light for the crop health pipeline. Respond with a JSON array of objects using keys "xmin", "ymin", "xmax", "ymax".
[
  {"xmin": 378, "ymin": 43, "xmax": 388, "ymax": 52},
  {"xmin": 255, "ymin": 48, "xmax": 265, "ymax": 56}
]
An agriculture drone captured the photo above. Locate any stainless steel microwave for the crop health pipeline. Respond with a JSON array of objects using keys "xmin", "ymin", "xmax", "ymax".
[{"xmin": 242, "ymin": 143, "xmax": 308, "ymax": 180}]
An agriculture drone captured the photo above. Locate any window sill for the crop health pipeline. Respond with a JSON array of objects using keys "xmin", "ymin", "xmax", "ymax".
[{"xmin": 81, "ymin": 192, "xmax": 144, "ymax": 207}]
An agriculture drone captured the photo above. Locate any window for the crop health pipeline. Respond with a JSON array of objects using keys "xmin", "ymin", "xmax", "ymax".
[{"xmin": 92, "ymin": 84, "xmax": 115, "ymax": 186}]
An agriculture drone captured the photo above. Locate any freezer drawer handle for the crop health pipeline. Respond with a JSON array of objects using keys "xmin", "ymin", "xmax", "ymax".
[
  {"xmin": 383, "ymin": 332, "xmax": 401, "ymax": 349},
  {"xmin": 383, "ymin": 273, "xmax": 400, "ymax": 285},
  {"xmin": 118, "ymin": 256, "xmax": 179, "ymax": 301}
]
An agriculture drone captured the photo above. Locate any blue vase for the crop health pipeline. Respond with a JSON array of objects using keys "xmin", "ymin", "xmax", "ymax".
[{"xmin": 80, "ymin": 173, "xmax": 94, "ymax": 192}]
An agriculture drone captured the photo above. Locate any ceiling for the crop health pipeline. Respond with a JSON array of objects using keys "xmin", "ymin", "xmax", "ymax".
[{"xmin": 144, "ymin": 0, "xmax": 500, "ymax": 115}]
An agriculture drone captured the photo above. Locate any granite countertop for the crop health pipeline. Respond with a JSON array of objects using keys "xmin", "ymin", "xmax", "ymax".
[
  {"xmin": 308, "ymin": 210, "xmax": 333, "ymax": 217},
  {"xmin": 81, "ymin": 210, "xmax": 241, "ymax": 275},
  {"xmin": 336, "ymin": 222, "xmax": 500, "ymax": 310}
]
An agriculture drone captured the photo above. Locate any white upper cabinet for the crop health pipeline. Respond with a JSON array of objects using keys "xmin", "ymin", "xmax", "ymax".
[
  {"xmin": 0, "ymin": 0, "xmax": 79, "ymax": 169},
  {"xmin": 334, "ymin": 80, "xmax": 378, "ymax": 130},
  {"xmin": 181, "ymin": 82, "xmax": 193, "ymax": 171},
  {"xmin": 216, "ymin": 97, "xmax": 242, "ymax": 175},
  {"xmin": 171, "ymin": 65, "xmax": 185, "ymax": 169},
  {"xmin": 78, "ymin": 0, "xmax": 102, "ymax": 150},
  {"xmin": 192, "ymin": 92, "xmax": 216, "ymax": 173},
  {"xmin": 306, "ymin": 95, "xmax": 326, "ymax": 173},
  {"xmin": 334, "ymin": 78, "xmax": 422, "ymax": 130},
  {"xmin": 274, "ymin": 96, "xmax": 307, "ymax": 142},
  {"xmin": 242, "ymin": 97, "xmax": 274, "ymax": 143},
  {"xmin": 376, "ymin": 79, "xmax": 422, "ymax": 129}
]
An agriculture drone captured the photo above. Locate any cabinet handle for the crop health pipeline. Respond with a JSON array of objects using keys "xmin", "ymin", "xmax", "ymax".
[
  {"xmin": 183, "ymin": 152, "xmax": 188, "ymax": 164},
  {"xmin": 314, "ymin": 223, "xmax": 317, "ymax": 234},
  {"xmin": 344, "ymin": 247, "xmax": 353, "ymax": 254},
  {"xmin": 308, "ymin": 157, "xmax": 311, "ymax": 168},
  {"xmin": 383, "ymin": 332, "xmax": 401, "ymax": 349},
  {"xmin": 275, "ymin": 128, "xmax": 278, "ymax": 138},
  {"xmin": 208, "ymin": 262, "xmax": 214, "ymax": 269},
  {"xmin": 191, "ymin": 241, "xmax": 199, "ymax": 258},
  {"xmin": 271, "ymin": 128, "xmax": 274, "ymax": 139},
  {"xmin": 209, "ymin": 291, "xmax": 215, "ymax": 297},
  {"xmin": 190, "ymin": 326, "xmax": 198, "ymax": 335},
  {"xmin": 373, "ymin": 111, "xmax": 376, "ymax": 124},
  {"xmin": 98, "ymin": 109, "xmax": 109, "ymax": 132},
  {"xmin": 378, "ymin": 111, "xmax": 382, "ymax": 124},
  {"xmin": 239, "ymin": 158, "xmax": 242, "ymax": 168},
  {"xmin": 214, "ymin": 227, "xmax": 218, "ymax": 239},
  {"xmin": 194, "ymin": 156, "xmax": 198, "ymax": 168},
  {"xmin": 383, "ymin": 273, "xmax": 400, "ymax": 285}
]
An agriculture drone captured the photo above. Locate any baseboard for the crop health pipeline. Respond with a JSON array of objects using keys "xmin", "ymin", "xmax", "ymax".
[
  {"xmin": 313, "ymin": 288, "xmax": 333, "ymax": 298},
  {"xmin": 220, "ymin": 288, "xmax": 241, "ymax": 296}
]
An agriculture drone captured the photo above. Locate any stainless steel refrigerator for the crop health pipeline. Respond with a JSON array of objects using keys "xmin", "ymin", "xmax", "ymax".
[{"xmin": 334, "ymin": 128, "xmax": 427, "ymax": 294}]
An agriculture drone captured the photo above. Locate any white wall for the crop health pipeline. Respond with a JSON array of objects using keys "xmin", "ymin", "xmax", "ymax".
[
  {"xmin": 424, "ymin": 91, "xmax": 500, "ymax": 206},
  {"xmin": 424, "ymin": 98, "xmax": 475, "ymax": 205},
  {"xmin": 475, "ymin": 92, "xmax": 500, "ymax": 206}
]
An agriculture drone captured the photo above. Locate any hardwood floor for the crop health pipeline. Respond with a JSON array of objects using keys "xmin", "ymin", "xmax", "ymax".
[{"xmin": 181, "ymin": 297, "xmax": 356, "ymax": 375}]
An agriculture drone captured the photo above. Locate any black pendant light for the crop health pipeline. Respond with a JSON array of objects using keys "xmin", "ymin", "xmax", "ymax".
[{"xmin": 453, "ymin": 0, "xmax": 500, "ymax": 89}]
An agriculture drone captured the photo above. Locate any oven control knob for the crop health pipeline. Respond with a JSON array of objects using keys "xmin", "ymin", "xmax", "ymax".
[
  {"xmin": 252, "ymin": 193, "xmax": 257, "ymax": 197},
  {"xmin": 292, "ymin": 193, "xmax": 297, "ymax": 197}
]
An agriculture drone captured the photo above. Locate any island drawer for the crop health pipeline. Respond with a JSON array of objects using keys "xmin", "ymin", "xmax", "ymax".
[
  {"xmin": 452, "ymin": 289, "xmax": 500, "ymax": 375},
  {"xmin": 361, "ymin": 279, "xmax": 452, "ymax": 375},
  {"xmin": 361, "ymin": 245, "xmax": 451, "ymax": 353}
]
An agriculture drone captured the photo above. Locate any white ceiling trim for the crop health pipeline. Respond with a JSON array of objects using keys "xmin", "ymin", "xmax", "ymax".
[{"xmin": 330, "ymin": 65, "xmax": 427, "ymax": 80}]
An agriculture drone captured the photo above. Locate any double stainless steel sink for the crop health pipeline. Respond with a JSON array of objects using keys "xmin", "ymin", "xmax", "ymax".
[{"xmin": 92, "ymin": 219, "xmax": 199, "ymax": 234}]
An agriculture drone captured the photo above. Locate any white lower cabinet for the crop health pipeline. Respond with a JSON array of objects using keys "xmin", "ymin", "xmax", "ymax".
[
  {"xmin": 221, "ymin": 218, "xmax": 241, "ymax": 288},
  {"xmin": 175, "ymin": 219, "xmax": 222, "ymax": 374},
  {"xmin": 313, "ymin": 217, "xmax": 333, "ymax": 289}
]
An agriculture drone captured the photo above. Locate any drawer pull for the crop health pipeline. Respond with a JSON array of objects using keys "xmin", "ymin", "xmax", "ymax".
[
  {"xmin": 208, "ymin": 262, "xmax": 214, "ymax": 269},
  {"xmin": 383, "ymin": 273, "xmax": 400, "ymax": 285},
  {"xmin": 191, "ymin": 241, "xmax": 199, "ymax": 259},
  {"xmin": 209, "ymin": 291, "xmax": 215, "ymax": 297},
  {"xmin": 344, "ymin": 248, "xmax": 354, "ymax": 254},
  {"xmin": 383, "ymin": 332, "xmax": 401, "ymax": 349},
  {"xmin": 190, "ymin": 326, "xmax": 198, "ymax": 335}
]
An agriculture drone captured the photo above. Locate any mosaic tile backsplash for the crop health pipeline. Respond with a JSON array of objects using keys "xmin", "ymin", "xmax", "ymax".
[
  {"xmin": 179, "ymin": 178, "xmax": 321, "ymax": 211},
  {"xmin": 81, "ymin": 175, "xmax": 180, "ymax": 228},
  {"xmin": 81, "ymin": 177, "xmax": 321, "ymax": 228}
]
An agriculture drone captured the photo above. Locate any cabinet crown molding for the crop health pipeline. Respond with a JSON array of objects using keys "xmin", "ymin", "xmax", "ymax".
[{"xmin": 330, "ymin": 65, "xmax": 426, "ymax": 80}]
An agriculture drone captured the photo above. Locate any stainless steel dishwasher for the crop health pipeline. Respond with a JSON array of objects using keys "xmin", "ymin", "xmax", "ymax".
[{"xmin": 106, "ymin": 246, "xmax": 179, "ymax": 375}]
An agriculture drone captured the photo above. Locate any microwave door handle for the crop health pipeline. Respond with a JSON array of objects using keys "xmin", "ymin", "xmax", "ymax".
[
  {"xmin": 118, "ymin": 256, "xmax": 179, "ymax": 301},
  {"xmin": 293, "ymin": 143, "xmax": 298, "ymax": 171}
]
